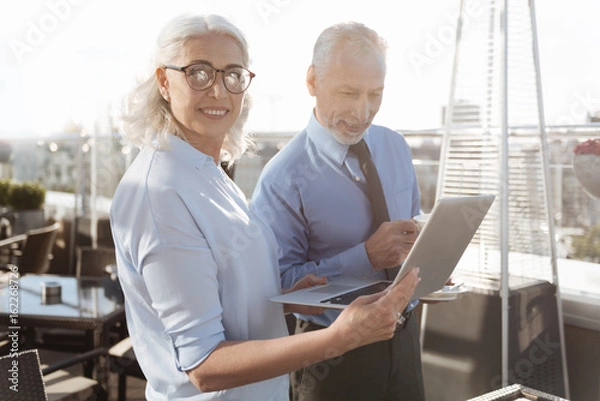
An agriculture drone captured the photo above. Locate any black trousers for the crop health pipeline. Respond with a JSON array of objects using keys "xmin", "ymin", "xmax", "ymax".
[{"xmin": 291, "ymin": 312, "xmax": 425, "ymax": 401}]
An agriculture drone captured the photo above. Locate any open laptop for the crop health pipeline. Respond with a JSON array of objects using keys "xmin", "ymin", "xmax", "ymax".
[{"xmin": 270, "ymin": 194, "xmax": 495, "ymax": 310}]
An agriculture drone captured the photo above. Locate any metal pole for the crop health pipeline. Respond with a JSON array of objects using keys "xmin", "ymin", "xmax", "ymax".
[
  {"xmin": 90, "ymin": 124, "xmax": 98, "ymax": 249},
  {"xmin": 436, "ymin": 0, "xmax": 466, "ymax": 201},
  {"xmin": 69, "ymin": 134, "xmax": 84, "ymax": 276},
  {"xmin": 499, "ymin": 0, "xmax": 510, "ymax": 388},
  {"xmin": 425, "ymin": 0, "xmax": 466, "ymax": 353},
  {"xmin": 528, "ymin": 0, "xmax": 570, "ymax": 396}
]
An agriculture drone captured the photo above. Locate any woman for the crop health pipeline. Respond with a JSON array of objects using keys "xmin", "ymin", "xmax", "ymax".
[{"xmin": 110, "ymin": 13, "xmax": 420, "ymax": 400}]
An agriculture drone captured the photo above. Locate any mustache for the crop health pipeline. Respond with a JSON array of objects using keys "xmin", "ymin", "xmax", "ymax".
[{"xmin": 340, "ymin": 119, "xmax": 368, "ymax": 128}]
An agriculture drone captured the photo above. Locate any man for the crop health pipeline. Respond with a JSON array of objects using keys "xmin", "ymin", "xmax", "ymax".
[{"xmin": 251, "ymin": 22, "xmax": 425, "ymax": 400}]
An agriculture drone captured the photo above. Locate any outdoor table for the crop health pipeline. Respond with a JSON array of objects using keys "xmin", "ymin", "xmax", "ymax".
[{"xmin": 0, "ymin": 273, "xmax": 125, "ymax": 395}]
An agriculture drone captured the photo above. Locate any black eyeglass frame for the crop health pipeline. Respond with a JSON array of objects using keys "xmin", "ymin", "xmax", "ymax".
[{"xmin": 164, "ymin": 63, "xmax": 255, "ymax": 94}]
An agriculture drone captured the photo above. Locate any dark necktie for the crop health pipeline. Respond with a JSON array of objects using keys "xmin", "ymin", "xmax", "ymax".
[
  {"xmin": 349, "ymin": 139, "xmax": 390, "ymax": 228},
  {"xmin": 349, "ymin": 140, "xmax": 400, "ymax": 280}
]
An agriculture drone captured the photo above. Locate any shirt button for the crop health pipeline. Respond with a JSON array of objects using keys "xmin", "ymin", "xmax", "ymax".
[{"xmin": 354, "ymin": 176, "xmax": 361, "ymax": 182}]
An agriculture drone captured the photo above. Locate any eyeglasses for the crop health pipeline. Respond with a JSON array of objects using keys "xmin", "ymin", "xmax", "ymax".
[{"xmin": 164, "ymin": 62, "xmax": 255, "ymax": 94}]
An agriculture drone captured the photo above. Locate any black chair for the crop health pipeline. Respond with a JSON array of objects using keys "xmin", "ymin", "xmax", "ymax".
[
  {"xmin": 108, "ymin": 337, "xmax": 145, "ymax": 401},
  {"xmin": 1, "ymin": 222, "xmax": 60, "ymax": 275},
  {"xmin": 0, "ymin": 348, "xmax": 107, "ymax": 401},
  {"xmin": 0, "ymin": 328, "xmax": 10, "ymax": 355},
  {"xmin": 75, "ymin": 245, "xmax": 116, "ymax": 278}
]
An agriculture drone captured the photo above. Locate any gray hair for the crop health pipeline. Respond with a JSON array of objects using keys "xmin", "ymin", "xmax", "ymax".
[
  {"xmin": 311, "ymin": 21, "xmax": 388, "ymax": 81},
  {"xmin": 119, "ymin": 13, "xmax": 252, "ymax": 163}
]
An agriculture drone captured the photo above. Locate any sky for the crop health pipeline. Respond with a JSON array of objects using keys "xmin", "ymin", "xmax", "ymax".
[{"xmin": 0, "ymin": 0, "xmax": 599, "ymax": 139}]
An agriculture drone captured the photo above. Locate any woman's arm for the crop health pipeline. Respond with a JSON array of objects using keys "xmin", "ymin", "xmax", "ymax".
[{"xmin": 187, "ymin": 268, "xmax": 420, "ymax": 392}]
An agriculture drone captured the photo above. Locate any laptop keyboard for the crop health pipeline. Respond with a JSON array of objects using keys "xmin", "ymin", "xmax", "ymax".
[{"xmin": 320, "ymin": 281, "xmax": 391, "ymax": 305}]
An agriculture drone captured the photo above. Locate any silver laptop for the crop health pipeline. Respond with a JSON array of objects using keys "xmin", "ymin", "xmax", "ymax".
[{"xmin": 270, "ymin": 194, "xmax": 495, "ymax": 310}]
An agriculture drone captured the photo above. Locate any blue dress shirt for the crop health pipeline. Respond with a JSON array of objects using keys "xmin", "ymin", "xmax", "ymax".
[
  {"xmin": 110, "ymin": 135, "xmax": 289, "ymax": 400},
  {"xmin": 251, "ymin": 113, "xmax": 421, "ymax": 327}
]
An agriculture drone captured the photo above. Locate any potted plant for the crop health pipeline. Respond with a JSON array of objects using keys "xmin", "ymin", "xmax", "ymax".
[
  {"xmin": 0, "ymin": 179, "xmax": 11, "ymax": 208},
  {"xmin": 6, "ymin": 180, "xmax": 47, "ymax": 234},
  {"xmin": 572, "ymin": 138, "xmax": 600, "ymax": 199},
  {"xmin": 0, "ymin": 179, "xmax": 12, "ymax": 239}
]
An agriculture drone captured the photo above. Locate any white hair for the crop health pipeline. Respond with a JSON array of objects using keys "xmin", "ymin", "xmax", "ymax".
[
  {"xmin": 119, "ymin": 13, "xmax": 253, "ymax": 164},
  {"xmin": 311, "ymin": 21, "xmax": 388, "ymax": 81}
]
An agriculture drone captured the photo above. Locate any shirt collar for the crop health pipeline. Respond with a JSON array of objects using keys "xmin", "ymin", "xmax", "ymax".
[
  {"xmin": 306, "ymin": 111, "xmax": 372, "ymax": 166},
  {"xmin": 167, "ymin": 134, "xmax": 214, "ymax": 171}
]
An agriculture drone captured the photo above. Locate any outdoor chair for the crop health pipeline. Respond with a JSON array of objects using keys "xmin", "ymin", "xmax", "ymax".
[
  {"xmin": 0, "ymin": 348, "xmax": 107, "ymax": 401},
  {"xmin": 0, "ymin": 328, "xmax": 10, "ymax": 355},
  {"xmin": 108, "ymin": 336, "xmax": 145, "ymax": 401},
  {"xmin": 75, "ymin": 245, "xmax": 116, "ymax": 278},
  {"xmin": 0, "ymin": 222, "xmax": 60, "ymax": 275}
]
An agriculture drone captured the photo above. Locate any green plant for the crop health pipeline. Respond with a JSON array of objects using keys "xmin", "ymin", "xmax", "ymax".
[
  {"xmin": 7, "ymin": 181, "xmax": 47, "ymax": 210},
  {"xmin": 571, "ymin": 225, "xmax": 600, "ymax": 263},
  {"xmin": 0, "ymin": 179, "xmax": 11, "ymax": 206}
]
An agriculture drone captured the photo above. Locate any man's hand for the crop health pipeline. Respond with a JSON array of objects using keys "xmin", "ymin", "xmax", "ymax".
[
  {"xmin": 282, "ymin": 274, "xmax": 328, "ymax": 315},
  {"xmin": 365, "ymin": 220, "xmax": 418, "ymax": 271}
]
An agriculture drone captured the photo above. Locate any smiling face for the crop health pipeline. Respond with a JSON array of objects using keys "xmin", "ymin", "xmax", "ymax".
[
  {"xmin": 307, "ymin": 42, "xmax": 386, "ymax": 145},
  {"xmin": 156, "ymin": 33, "xmax": 246, "ymax": 160}
]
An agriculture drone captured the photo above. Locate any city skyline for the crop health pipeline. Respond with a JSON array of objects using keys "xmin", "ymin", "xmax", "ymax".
[{"xmin": 0, "ymin": 0, "xmax": 599, "ymax": 139}]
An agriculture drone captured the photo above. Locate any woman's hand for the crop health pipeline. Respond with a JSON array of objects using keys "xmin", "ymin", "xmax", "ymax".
[
  {"xmin": 282, "ymin": 274, "xmax": 328, "ymax": 315},
  {"xmin": 329, "ymin": 268, "xmax": 420, "ymax": 352}
]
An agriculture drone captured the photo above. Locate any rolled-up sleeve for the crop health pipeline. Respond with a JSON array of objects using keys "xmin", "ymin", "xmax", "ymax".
[
  {"xmin": 141, "ymin": 231, "xmax": 225, "ymax": 371},
  {"xmin": 111, "ymin": 137, "xmax": 291, "ymax": 398}
]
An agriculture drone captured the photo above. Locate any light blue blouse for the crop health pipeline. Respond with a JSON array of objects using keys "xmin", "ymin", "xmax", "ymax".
[
  {"xmin": 251, "ymin": 113, "xmax": 421, "ymax": 327},
  {"xmin": 110, "ymin": 135, "xmax": 289, "ymax": 400}
]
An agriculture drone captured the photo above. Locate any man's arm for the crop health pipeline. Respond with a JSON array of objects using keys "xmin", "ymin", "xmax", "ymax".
[{"xmin": 252, "ymin": 177, "xmax": 372, "ymax": 288}]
